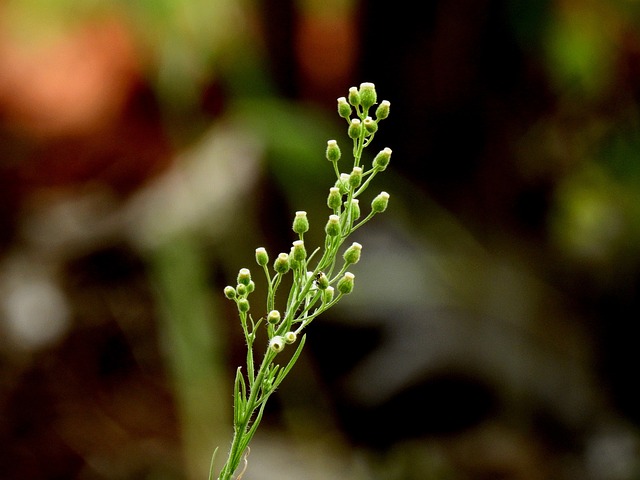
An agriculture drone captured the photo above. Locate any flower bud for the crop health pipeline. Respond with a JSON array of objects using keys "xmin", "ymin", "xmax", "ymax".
[
  {"xmin": 337, "ymin": 96, "xmax": 352, "ymax": 119},
  {"xmin": 224, "ymin": 286, "xmax": 236, "ymax": 299},
  {"xmin": 255, "ymin": 247, "xmax": 269, "ymax": 266},
  {"xmin": 284, "ymin": 331, "xmax": 297, "ymax": 344},
  {"xmin": 238, "ymin": 298, "xmax": 250, "ymax": 313},
  {"xmin": 327, "ymin": 187, "xmax": 342, "ymax": 211},
  {"xmin": 335, "ymin": 173, "xmax": 350, "ymax": 195},
  {"xmin": 337, "ymin": 272, "xmax": 355, "ymax": 295},
  {"xmin": 347, "ymin": 198, "xmax": 360, "ymax": 220},
  {"xmin": 288, "ymin": 253, "xmax": 301, "ymax": 270},
  {"xmin": 237, "ymin": 268, "xmax": 252, "ymax": 286},
  {"xmin": 373, "ymin": 147, "xmax": 392, "ymax": 171},
  {"xmin": 343, "ymin": 242, "xmax": 362, "ymax": 265},
  {"xmin": 269, "ymin": 336, "xmax": 285, "ymax": 353},
  {"xmin": 375, "ymin": 100, "xmax": 390, "ymax": 121},
  {"xmin": 363, "ymin": 116, "xmax": 378, "ymax": 134},
  {"xmin": 325, "ymin": 214, "xmax": 341, "ymax": 237},
  {"xmin": 348, "ymin": 86, "xmax": 360, "ymax": 106},
  {"xmin": 292, "ymin": 211, "xmax": 309, "ymax": 235},
  {"xmin": 267, "ymin": 310, "xmax": 281, "ymax": 324},
  {"xmin": 323, "ymin": 286, "xmax": 335, "ymax": 303},
  {"xmin": 348, "ymin": 118, "xmax": 362, "ymax": 139},
  {"xmin": 359, "ymin": 82, "xmax": 377, "ymax": 110},
  {"xmin": 349, "ymin": 167, "xmax": 363, "ymax": 188},
  {"xmin": 274, "ymin": 253, "xmax": 290, "ymax": 274},
  {"xmin": 326, "ymin": 139, "xmax": 341, "ymax": 163},
  {"xmin": 371, "ymin": 191, "xmax": 390, "ymax": 213},
  {"xmin": 236, "ymin": 284, "xmax": 247, "ymax": 296},
  {"xmin": 315, "ymin": 271, "xmax": 329, "ymax": 290},
  {"xmin": 245, "ymin": 281, "xmax": 255, "ymax": 294},
  {"xmin": 291, "ymin": 240, "xmax": 307, "ymax": 262}
]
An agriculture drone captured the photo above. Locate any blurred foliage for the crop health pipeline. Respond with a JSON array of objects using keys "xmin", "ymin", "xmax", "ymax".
[
  {"xmin": 230, "ymin": 98, "xmax": 340, "ymax": 207},
  {"xmin": 1, "ymin": 0, "xmax": 245, "ymax": 105},
  {"xmin": 149, "ymin": 234, "xmax": 228, "ymax": 479},
  {"xmin": 3, "ymin": 0, "xmax": 640, "ymax": 479}
]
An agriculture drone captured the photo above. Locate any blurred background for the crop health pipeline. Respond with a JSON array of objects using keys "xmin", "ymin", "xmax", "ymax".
[{"xmin": 2, "ymin": 0, "xmax": 640, "ymax": 478}]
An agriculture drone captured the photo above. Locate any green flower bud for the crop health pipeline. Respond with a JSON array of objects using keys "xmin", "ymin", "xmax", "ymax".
[
  {"xmin": 335, "ymin": 173, "xmax": 350, "ymax": 195},
  {"xmin": 288, "ymin": 253, "xmax": 301, "ymax": 270},
  {"xmin": 326, "ymin": 139, "xmax": 341, "ymax": 163},
  {"xmin": 291, "ymin": 240, "xmax": 307, "ymax": 262},
  {"xmin": 325, "ymin": 214, "xmax": 341, "ymax": 237},
  {"xmin": 349, "ymin": 167, "xmax": 363, "ymax": 188},
  {"xmin": 292, "ymin": 211, "xmax": 309, "ymax": 235},
  {"xmin": 236, "ymin": 284, "xmax": 247, "ymax": 296},
  {"xmin": 269, "ymin": 336, "xmax": 285, "ymax": 353},
  {"xmin": 245, "ymin": 281, "xmax": 255, "ymax": 294},
  {"xmin": 363, "ymin": 116, "xmax": 378, "ymax": 134},
  {"xmin": 359, "ymin": 82, "xmax": 377, "ymax": 110},
  {"xmin": 348, "ymin": 86, "xmax": 360, "ymax": 106},
  {"xmin": 224, "ymin": 286, "xmax": 236, "ymax": 299},
  {"xmin": 347, "ymin": 198, "xmax": 360, "ymax": 220},
  {"xmin": 267, "ymin": 310, "xmax": 281, "ymax": 325},
  {"xmin": 327, "ymin": 187, "xmax": 342, "ymax": 211},
  {"xmin": 237, "ymin": 268, "xmax": 252, "ymax": 286},
  {"xmin": 284, "ymin": 331, "xmax": 297, "ymax": 344},
  {"xmin": 371, "ymin": 191, "xmax": 390, "ymax": 213},
  {"xmin": 274, "ymin": 253, "xmax": 290, "ymax": 274},
  {"xmin": 315, "ymin": 271, "xmax": 329, "ymax": 290},
  {"xmin": 375, "ymin": 100, "xmax": 390, "ymax": 121},
  {"xmin": 323, "ymin": 286, "xmax": 335, "ymax": 303},
  {"xmin": 337, "ymin": 272, "xmax": 355, "ymax": 295},
  {"xmin": 343, "ymin": 242, "xmax": 362, "ymax": 265},
  {"xmin": 238, "ymin": 298, "xmax": 250, "ymax": 313},
  {"xmin": 337, "ymin": 96, "xmax": 352, "ymax": 119},
  {"xmin": 255, "ymin": 247, "xmax": 269, "ymax": 266},
  {"xmin": 348, "ymin": 118, "xmax": 362, "ymax": 139},
  {"xmin": 372, "ymin": 147, "xmax": 392, "ymax": 171}
]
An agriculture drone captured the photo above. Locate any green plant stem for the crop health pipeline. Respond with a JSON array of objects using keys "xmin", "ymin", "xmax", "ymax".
[
  {"xmin": 215, "ymin": 83, "xmax": 392, "ymax": 480},
  {"xmin": 218, "ymin": 348, "xmax": 275, "ymax": 480}
]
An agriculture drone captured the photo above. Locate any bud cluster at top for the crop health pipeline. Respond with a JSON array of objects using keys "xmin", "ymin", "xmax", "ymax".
[
  {"xmin": 222, "ymin": 82, "xmax": 393, "ymax": 358},
  {"xmin": 337, "ymin": 82, "xmax": 391, "ymax": 123}
]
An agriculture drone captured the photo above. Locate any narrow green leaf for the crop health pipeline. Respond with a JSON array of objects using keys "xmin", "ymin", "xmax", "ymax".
[
  {"xmin": 234, "ymin": 367, "xmax": 246, "ymax": 425},
  {"xmin": 273, "ymin": 334, "xmax": 306, "ymax": 389},
  {"xmin": 208, "ymin": 446, "xmax": 219, "ymax": 480}
]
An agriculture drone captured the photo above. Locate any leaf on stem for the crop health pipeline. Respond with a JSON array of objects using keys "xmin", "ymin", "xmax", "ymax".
[
  {"xmin": 273, "ymin": 334, "xmax": 307, "ymax": 389},
  {"xmin": 234, "ymin": 367, "xmax": 247, "ymax": 425}
]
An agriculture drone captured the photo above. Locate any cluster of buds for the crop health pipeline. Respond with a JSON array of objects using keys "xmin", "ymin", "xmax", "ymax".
[
  {"xmin": 224, "ymin": 268, "xmax": 256, "ymax": 314},
  {"xmin": 216, "ymin": 82, "xmax": 394, "ymax": 480},
  {"xmin": 224, "ymin": 82, "xmax": 392, "ymax": 357},
  {"xmin": 327, "ymin": 82, "xmax": 392, "ymax": 232},
  {"xmin": 336, "ymin": 82, "xmax": 390, "ymax": 141}
]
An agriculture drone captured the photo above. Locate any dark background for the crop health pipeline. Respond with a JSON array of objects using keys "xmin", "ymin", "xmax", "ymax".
[{"xmin": 2, "ymin": 1, "xmax": 640, "ymax": 479}]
